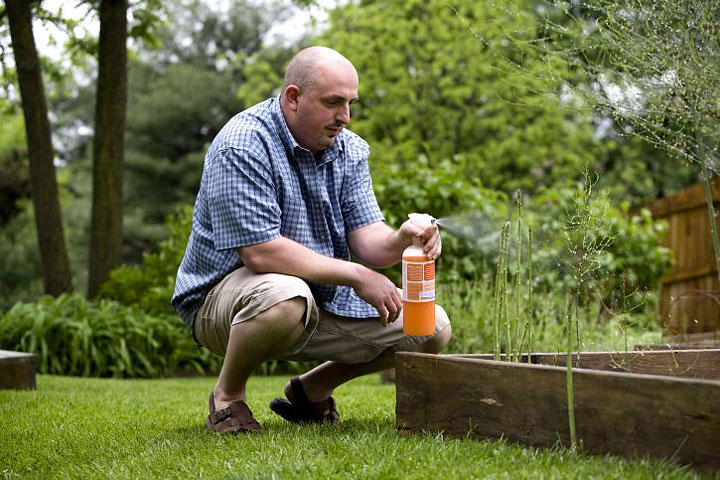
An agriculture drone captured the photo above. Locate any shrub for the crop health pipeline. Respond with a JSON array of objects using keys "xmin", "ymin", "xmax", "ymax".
[
  {"xmin": 373, "ymin": 155, "xmax": 508, "ymax": 281},
  {"xmin": 527, "ymin": 183, "xmax": 671, "ymax": 312},
  {"xmin": 0, "ymin": 200, "xmax": 43, "ymax": 310},
  {"xmin": 0, "ymin": 293, "xmax": 222, "ymax": 378},
  {"xmin": 100, "ymin": 204, "xmax": 192, "ymax": 316}
]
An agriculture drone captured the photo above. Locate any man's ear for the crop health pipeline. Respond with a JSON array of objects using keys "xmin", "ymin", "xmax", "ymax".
[{"xmin": 283, "ymin": 85, "xmax": 300, "ymax": 112}]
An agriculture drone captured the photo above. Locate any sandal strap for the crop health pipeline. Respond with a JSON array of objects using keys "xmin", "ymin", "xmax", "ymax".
[{"xmin": 208, "ymin": 393, "xmax": 260, "ymax": 431}]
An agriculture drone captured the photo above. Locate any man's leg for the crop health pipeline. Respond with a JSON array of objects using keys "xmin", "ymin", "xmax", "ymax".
[
  {"xmin": 212, "ymin": 296, "xmax": 306, "ymax": 410},
  {"xmin": 284, "ymin": 324, "xmax": 451, "ymax": 403}
]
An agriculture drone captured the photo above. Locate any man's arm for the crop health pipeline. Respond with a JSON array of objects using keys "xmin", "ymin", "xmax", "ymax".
[
  {"xmin": 347, "ymin": 221, "xmax": 442, "ymax": 268},
  {"xmin": 239, "ymin": 237, "xmax": 403, "ymax": 325}
]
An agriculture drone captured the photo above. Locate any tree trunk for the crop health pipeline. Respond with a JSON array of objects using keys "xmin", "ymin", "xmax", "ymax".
[
  {"xmin": 4, "ymin": 0, "xmax": 73, "ymax": 296},
  {"xmin": 87, "ymin": 0, "xmax": 128, "ymax": 298}
]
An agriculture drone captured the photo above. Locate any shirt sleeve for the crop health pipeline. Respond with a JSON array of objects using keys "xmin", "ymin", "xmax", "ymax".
[
  {"xmin": 207, "ymin": 147, "xmax": 282, "ymax": 251},
  {"xmin": 341, "ymin": 138, "xmax": 385, "ymax": 233}
]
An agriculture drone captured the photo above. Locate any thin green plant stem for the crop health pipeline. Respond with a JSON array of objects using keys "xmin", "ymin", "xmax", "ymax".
[
  {"xmin": 622, "ymin": 275, "xmax": 628, "ymax": 355},
  {"xmin": 514, "ymin": 190, "xmax": 523, "ymax": 362},
  {"xmin": 575, "ymin": 298, "xmax": 581, "ymax": 367},
  {"xmin": 499, "ymin": 221, "xmax": 511, "ymax": 361},
  {"xmin": 503, "ymin": 265, "xmax": 510, "ymax": 361},
  {"xmin": 525, "ymin": 224, "xmax": 534, "ymax": 361},
  {"xmin": 566, "ymin": 295, "xmax": 577, "ymax": 448},
  {"xmin": 491, "ymin": 274, "xmax": 500, "ymax": 360},
  {"xmin": 493, "ymin": 221, "xmax": 510, "ymax": 361},
  {"xmin": 700, "ymin": 155, "xmax": 720, "ymax": 287},
  {"xmin": 491, "ymin": 255, "xmax": 500, "ymax": 360}
]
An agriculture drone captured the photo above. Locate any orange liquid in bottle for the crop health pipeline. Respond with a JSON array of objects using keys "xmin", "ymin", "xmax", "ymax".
[{"xmin": 402, "ymin": 253, "xmax": 435, "ymax": 336}]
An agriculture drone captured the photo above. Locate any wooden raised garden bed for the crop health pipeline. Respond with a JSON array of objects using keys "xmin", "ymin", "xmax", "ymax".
[{"xmin": 395, "ymin": 350, "xmax": 720, "ymax": 471}]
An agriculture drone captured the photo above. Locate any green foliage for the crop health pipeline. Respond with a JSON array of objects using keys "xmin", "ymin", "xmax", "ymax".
[
  {"xmin": 100, "ymin": 205, "xmax": 192, "ymax": 316},
  {"xmin": 236, "ymin": 45, "xmax": 303, "ymax": 106},
  {"xmin": 118, "ymin": 0, "xmax": 297, "ymax": 258},
  {"xmin": 0, "ymin": 292, "xmax": 221, "ymax": 378},
  {"xmin": 596, "ymin": 137, "xmax": 699, "ymax": 205},
  {"xmin": 319, "ymin": 0, "xmax": 604, "ymax": 194},
  {"xmin": 555, "ymin": 0, "xmax": 720, "ymax": 166},
  {"xmin": 441, "ymin": 277, "xmax": 663, "ymax": 356},
  {"xmin": 374, "ymin": 155, "xmax": 508, "ymax": 281},
  {"xmin": 0, "ymin": 200, "xmax": 43, "ymax": 310},
  {"xmin": 528, "ymin": 181, "xmax": 671, "ymax": 311},
  {"xmin": 0, "ymin": 106, "xmax": 25, "ymax": 155},
  {"xmin": 0, "ymin": 108, "xmax": 30, "ymax": 225}
]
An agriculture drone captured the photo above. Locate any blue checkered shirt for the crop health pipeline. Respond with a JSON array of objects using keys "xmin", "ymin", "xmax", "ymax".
[{"xmin": 172, "ymin": 97, "xmax": 385, "ymax": 334}]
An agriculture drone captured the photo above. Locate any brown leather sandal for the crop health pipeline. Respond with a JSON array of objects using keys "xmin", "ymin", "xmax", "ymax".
[
  {"xmin": 206, "ymin": 392, "xmax": 261, "ymax": 434},
  {"xmin": 269, "ymin": 377, "xmax": 340, "ymax": 424}
]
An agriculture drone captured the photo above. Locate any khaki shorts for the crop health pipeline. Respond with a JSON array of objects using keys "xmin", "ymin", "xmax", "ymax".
[{"xmin": 193, "ymin": 267, "xmax": 451, "ymax": 364}]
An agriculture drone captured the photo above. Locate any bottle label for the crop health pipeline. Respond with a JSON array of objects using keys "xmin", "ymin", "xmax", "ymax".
[{"xmin": 402, "ymin": 260, "xmax": 435, "ymax": 302}]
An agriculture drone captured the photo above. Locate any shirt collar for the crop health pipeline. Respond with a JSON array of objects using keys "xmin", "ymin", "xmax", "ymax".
[{"xmin": 271, "ymin": 96, "xmax": 344, "ymax": 166}]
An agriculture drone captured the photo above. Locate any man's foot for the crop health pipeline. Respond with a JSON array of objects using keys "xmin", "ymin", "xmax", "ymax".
[
  {"xmin": 269, "ymin": 377, "xmax": 339, "ymax": 424},
  {"xmin": 206, "ymin": 392, "xmax": 261, "ymax": 434}
]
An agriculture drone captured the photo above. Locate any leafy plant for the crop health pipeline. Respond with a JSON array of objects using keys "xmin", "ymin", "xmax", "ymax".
[
  {"xmin": 528, "ymin": 180, "xmax": 671, "ymax": 313},
  {"xmin": 440, "ymin": 277, "xmax": 662, "ymax": 356},
  {"xmin": 0, "ymin": 200, "xmax": 43, "ymax": 310},
  {"xmin": 100, "ymin": 204, "xmax": 192, "ymax": 316},
  {"xmin": 0, "ymin": 293, "xmax": 222, "ymax": 378},
  {"xmin": 373, "ymin": 155, "xmax": 508, "ymax": 282},
  {"xmin": 319, "ymin": 0, "xmax": 609, "ymax": 194},
  {"xmin": 546, "ymin": 0, "xmax": 720, "ymax": 282}
]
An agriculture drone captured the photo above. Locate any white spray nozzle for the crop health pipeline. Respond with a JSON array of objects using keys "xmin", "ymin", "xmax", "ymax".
[{"xmin": 408, "ymin": 213, "xmax": 436, "ymax": 228}]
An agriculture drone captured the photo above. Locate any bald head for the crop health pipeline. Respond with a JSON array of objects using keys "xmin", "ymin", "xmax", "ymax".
[
  {"xmin": 280, "ymin": 46, "xmax": 359, "ymax": 153},
  {"xmin": 282, "ymin": 46, "xmax": 356, "ymax": 95}
]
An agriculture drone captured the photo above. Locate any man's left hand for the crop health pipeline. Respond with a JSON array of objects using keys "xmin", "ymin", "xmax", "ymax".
[{"xmin": 399, "ymin": 220, "xmax": 442, "ymax": 260}]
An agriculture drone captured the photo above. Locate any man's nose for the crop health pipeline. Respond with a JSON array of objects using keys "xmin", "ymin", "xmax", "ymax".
[{"xmin": 337, "ymin": 103, "xmax": 350, "ymax": 124}]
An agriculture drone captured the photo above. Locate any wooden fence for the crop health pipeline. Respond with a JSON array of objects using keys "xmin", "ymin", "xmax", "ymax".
[{"xmin": 639, "ymin": 177, "xmax": 720, "ymax": 334}]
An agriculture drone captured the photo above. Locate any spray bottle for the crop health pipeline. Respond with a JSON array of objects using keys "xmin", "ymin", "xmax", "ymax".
[{"xmin": 402, "ymin": 213, "xmax": 436, "ymax": 336}]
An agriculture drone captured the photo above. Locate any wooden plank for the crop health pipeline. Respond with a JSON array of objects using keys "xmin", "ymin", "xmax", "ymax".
[
  {"xmin": 664, "ymin": 331, "xmax": 720, "ymax": 344},
  {"xmin": 396, "ymin": 352, "xmax": 720, "ymax": 471},
  {"xmin": 637, "ymin": 177, "xmax": 720, "ymax": 219},
  {"xmin": 661, "ymin": 282, "xmax": 720, "ymax": 334},
  {"xmin": 0, "ymin": 350, "xmax": 38, "ymax": 390},
  {"xmin": 661, "ymin": 264, "xmax": 718, "ymax": 285},
  {"xmin": 637, "ymin": 332, "xmax": 720, "ymax": 351},
  {"xmin": 448, "ymin": 350, "xmax": 720, "ymax": 380},
  {"xmin": 632, "ymin": 179, "xmax": 720, "ymax": 336}
]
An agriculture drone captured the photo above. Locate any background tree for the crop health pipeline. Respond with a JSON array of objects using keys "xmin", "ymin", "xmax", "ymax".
[
  {"xmin": 3, "ymin": 0, "xmax": 73, "ymax": 295},
  {"xmin": 549, "ymin": 0, "xmax": 719, "ymax": 281},
  {"xmin": 120, "ymin": 0, "xmax": 296, "ymax": 257},
  {"xmin": 318, "ymin": 0, "xmax": 607, "ymax": 196},
  {"xmin": 87, "ymin": 0, "xmax": 129, "ymax": 297}
]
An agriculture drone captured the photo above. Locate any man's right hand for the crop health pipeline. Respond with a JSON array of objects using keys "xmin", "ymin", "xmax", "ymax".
[{"xmin": 352, "ymin": 265, "xmax": 402, "ymax": 327}]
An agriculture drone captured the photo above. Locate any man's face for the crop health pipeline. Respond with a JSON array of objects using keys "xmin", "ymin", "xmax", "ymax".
[{"xmin": 286, "ymin": 61, "xmax": 359, "ymax": 153}]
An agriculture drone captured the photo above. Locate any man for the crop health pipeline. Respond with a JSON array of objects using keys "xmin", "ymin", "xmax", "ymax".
[{"xmin": 172, "ymin": 46, "xmax": 451, "ymax": 434}]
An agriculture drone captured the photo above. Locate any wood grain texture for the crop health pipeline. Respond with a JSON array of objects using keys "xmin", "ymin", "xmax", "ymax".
[
  {"xmin": 634, "ymin": 179, "xmax": 720, "ymax": 334},
  {"xmin": 449, "ymin": 350, "xmax": 720, "ymax": 380},
  {"xmin": 396, "ymin": 352, "xmax": 720, "ymax": 470},
  {"xmin": 637, "ymin": 332, "xmax": 720, "ymax": 351}
]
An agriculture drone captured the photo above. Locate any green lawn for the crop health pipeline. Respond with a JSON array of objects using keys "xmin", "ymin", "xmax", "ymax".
[{"xmin": 0, "ymin": 374, "xmax": 712, "ymax": 479}]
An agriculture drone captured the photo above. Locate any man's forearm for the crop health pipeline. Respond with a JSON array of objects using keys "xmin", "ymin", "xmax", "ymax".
[
  {"xmin": 238, "ymin": 237, "xmax": 363, "ymax": 288},
  {"xmin": 348, "ymin": 222, "xmax": 412, "ymax": 268}
]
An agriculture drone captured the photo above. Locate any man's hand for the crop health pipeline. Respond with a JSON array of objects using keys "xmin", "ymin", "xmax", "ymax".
[
  {"xmin": 352, "ymin": 266, "xmax": 402, "ymax": 327},
  {"xmin": 399, "ymin": 220, "xmax": 442, "ymax": 260}
]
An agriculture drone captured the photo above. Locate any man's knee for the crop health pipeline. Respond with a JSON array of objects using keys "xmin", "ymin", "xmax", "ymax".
[
  {"xmin": 257, "ymin": 296, "xmax": 307, "ymax": 337},
  {"xmin": 421, "ymin": 324, "xmax": 452, "ymax": 353}
]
